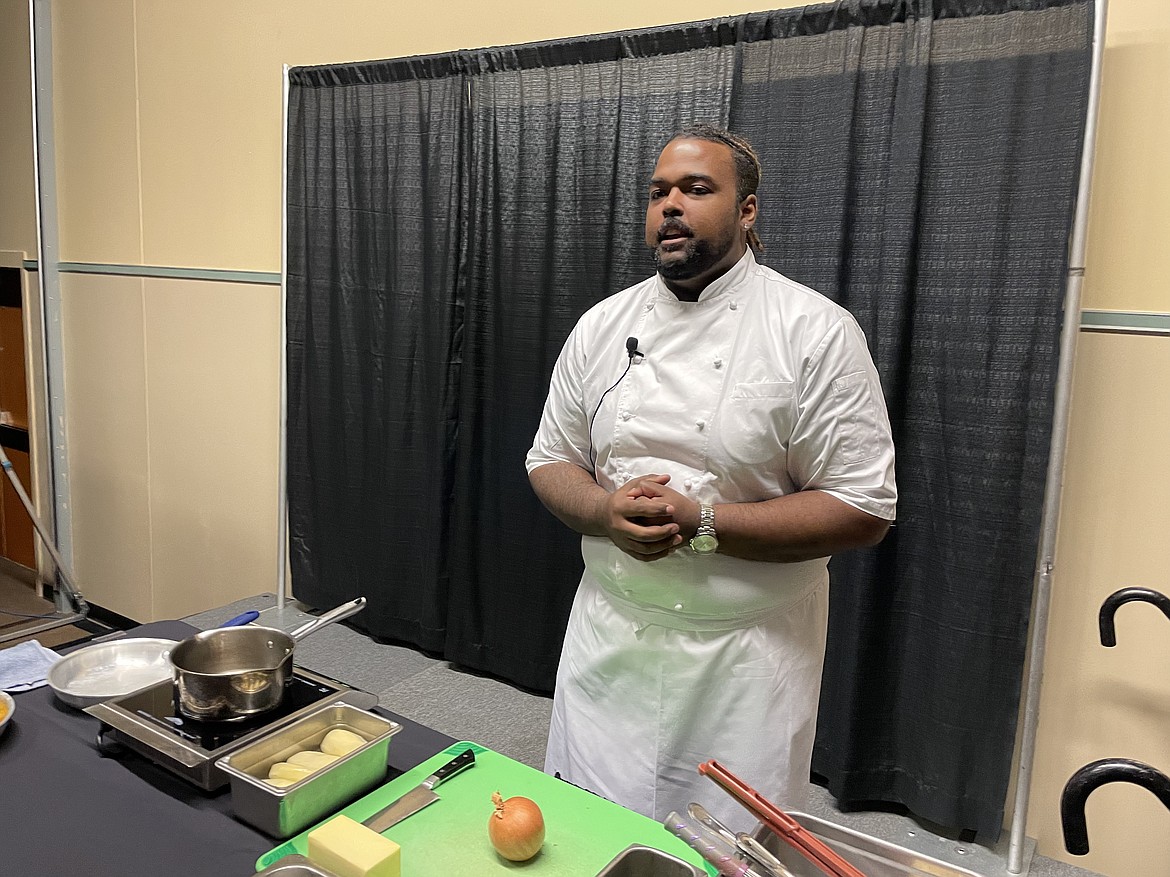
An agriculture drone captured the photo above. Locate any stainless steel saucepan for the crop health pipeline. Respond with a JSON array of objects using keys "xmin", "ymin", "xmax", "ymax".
[{"xmin": 169, "ymin": 597, "xmax": 366, "ymax": 721}]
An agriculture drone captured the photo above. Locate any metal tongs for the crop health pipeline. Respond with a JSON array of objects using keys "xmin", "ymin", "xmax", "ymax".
[
  {"xmin": 665, "ymin": 803, "xmax": 796, "ymax": 877},
  {"xmin": 699, "ymin": 759, "xmax": 867, "ymax": 877}
]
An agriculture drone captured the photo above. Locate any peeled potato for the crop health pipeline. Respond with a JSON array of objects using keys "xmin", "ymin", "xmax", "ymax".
[
  {"xmin": 289, "ymin": 750, "xmax": 339, "ymax": 770},
  {"xmin": 320, "ymin": 728, "xmax": 366, "ymax": 756},
  {"xmin": 269, "ymin": 761, "xmax": 314, "ymax": 781}
]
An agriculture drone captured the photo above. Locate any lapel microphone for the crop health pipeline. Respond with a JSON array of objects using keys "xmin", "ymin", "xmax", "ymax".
[{"xmin": 589, "ymin": 336, "xmax": 645, "ymax": 469}]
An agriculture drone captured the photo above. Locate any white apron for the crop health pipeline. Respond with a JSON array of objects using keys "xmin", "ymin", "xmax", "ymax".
[{"xmin": 544, "ymin": 570, "xmax": 829, "ymax": 830}]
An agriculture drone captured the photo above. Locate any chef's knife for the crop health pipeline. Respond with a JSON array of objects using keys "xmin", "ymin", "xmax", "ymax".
[{"xmin": 362, "ymin": 748, "xmax": 476, "ymax": 833}]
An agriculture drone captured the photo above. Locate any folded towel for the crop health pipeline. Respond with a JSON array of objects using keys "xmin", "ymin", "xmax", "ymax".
[{"xmin": 0, "ymin": 640, "xmax": 61, "ymax": 691}]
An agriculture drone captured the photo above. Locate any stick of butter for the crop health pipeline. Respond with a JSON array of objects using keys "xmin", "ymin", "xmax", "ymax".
[{"xmin": 307, "ymin": 814, "xmax": 401, "ymax": 877}]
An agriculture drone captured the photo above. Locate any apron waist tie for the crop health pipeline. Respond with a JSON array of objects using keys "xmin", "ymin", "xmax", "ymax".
[{"xmin": 594, "ymin": 575, "xmax": 823, "ymax": 633}]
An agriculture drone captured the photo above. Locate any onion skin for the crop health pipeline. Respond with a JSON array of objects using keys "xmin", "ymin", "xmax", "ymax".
[{"xmin": 488, "ymin": 791, "xmax": 545, "ymax": 862}]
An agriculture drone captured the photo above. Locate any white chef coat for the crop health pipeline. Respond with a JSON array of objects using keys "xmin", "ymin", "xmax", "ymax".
[{"xmin": 527, "ymin": 250, "xmax": 896, "ymax": 827}]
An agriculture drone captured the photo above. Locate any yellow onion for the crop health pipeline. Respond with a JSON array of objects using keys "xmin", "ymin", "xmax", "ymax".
[{"xmin": 488, "ymin": 790, "xmax": 545, "ymax": 862}]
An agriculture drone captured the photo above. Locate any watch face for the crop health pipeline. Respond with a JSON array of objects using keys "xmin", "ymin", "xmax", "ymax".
[{"xmin": 690, "ymin": 534, "xmax": 718, "ymax": 554}]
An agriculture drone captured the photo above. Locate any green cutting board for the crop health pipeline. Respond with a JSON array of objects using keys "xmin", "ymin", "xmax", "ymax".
[{"xmin": 256, "ymin": 741, "xmax": 717, "ymax": 875}]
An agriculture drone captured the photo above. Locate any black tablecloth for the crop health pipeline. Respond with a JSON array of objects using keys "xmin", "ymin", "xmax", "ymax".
[{"xmin": 2, "ymin": 621, "xmax": 456, "ymax": 876}]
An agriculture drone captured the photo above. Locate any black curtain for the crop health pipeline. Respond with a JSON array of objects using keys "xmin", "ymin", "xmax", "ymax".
[
  {"xmin": 729, "ymin": 0, "xmax": 1092, "ymax": 837},
  {"xmin": 286, "ymin": 0, "xmax": 1092, "ymax": 839},
  {"xmin": 286, "ymin": 62, "xmax": 467, "ymax": 652},
  {"xmin": 445, "ymin": 46, "xmax": 736, "ymax": 689}
]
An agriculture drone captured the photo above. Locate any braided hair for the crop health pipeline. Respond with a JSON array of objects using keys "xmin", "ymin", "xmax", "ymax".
[{"xmin": 668, "ymin": 124, "xmax": 764, "ymax": 254}]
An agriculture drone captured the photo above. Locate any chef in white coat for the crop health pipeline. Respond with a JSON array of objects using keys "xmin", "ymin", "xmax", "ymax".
[{"xmin": 526, "ymin": 125, "xmax": 897, "ymax": 828}]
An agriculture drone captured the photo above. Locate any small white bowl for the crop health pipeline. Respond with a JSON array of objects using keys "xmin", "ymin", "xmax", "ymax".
[{"xmin": 0, "ymin": 690, "xmax": 14, "ymax": 736}]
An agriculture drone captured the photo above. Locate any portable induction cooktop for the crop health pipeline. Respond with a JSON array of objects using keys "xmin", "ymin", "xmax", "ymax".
[{"xmin": 86, "ymin": 666, "xmax": 378, "ymax": 790}]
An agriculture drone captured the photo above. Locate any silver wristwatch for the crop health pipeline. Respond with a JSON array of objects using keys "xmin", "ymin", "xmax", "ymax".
[{"xmin": 689, "ymin": 504, "xmax": 718, "ymax": 555}]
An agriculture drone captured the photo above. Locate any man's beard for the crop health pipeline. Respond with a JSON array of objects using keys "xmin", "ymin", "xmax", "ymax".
[{"xmin": 651, "ymin": 223, "xmax": 738, "ymax": 281}]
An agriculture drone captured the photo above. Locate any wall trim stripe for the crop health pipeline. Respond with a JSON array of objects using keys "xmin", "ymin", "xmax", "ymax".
[
  {"xmin": 56, "ymin": 261, "xmax": 280, "ymax": 285},
  {"xmin": 17, "ymin": 261, "xmax": 1170, "ymax": 333},
  {"xmin": 1080, "ymin": 309, "xmax": 1170, "ymax": 335}
]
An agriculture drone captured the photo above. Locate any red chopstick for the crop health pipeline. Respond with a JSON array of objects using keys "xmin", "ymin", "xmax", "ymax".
[{"xmin": 699, "ymin": 760, "xmax": 867, "ymax": 877}]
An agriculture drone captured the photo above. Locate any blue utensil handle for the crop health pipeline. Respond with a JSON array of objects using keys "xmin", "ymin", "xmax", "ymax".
[{"xmin": 220, "ymin": 610, "xmax": 259, "ymax": 627}]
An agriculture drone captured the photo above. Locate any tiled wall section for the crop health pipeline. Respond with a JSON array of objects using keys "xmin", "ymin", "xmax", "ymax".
[{"xmin": 61, "ymin": 272, "xmax": 280, "ymax": 620}]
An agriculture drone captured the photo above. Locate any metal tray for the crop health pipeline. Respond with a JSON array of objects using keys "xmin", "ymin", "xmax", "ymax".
[
  {"xmin": 255, "ymin": 853, "xmax": 341, "ymax": 876},
  {"xmin": 47, "ymin": 637, "xmax": 177, "ymax": 708},
  {"xmin": 217, "ymin": 701, "xmax": 401, "ymax": 838},
  {"xmin": 595, "ymin": 844, "xmax": 707, "ymax": 877},
  {"xmin": 755, "ymin": 812, "xmax": 984, "ymax": 877}
]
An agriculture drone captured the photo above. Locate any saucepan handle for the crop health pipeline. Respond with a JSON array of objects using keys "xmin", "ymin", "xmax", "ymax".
[
  {"xmin": 219, "ymin": 610, "xmax": 260, "ymax": 628},
  {"xmin": 289, "ymin": 597, "xmax": 367, "ymax": 642}
]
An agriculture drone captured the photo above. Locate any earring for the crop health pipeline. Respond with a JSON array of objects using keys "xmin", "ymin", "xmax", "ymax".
[{"xmin": 742, "ymin": 225, "xmax": 750, "ymax": 230}]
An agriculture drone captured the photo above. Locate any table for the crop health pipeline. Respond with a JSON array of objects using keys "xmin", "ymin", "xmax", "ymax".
[{"xmin": 2, "ymin": 620, "xmax": 456, "ymax": 877}]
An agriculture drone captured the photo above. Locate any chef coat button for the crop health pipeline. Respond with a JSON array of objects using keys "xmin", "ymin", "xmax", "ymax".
[
  {"xmin": 714, "ymin": 358, "xmax": 723, "ymax": 369},
  {"xmin": 729, "ymin": 300, "xmax": 738, "ymax": 310},
  {"xmin": 696, "ymin": 420, "xmax": 705, "ymax": 431},
  {"xmin": 674, "ymin": 603, "xmax": 684, "ymax": 611},
  {"xmin": 684, "ymin": 479, "xmax": 693, "ymax": 490},
  {"xmin": 620, "ymin": 410, "xmax": 632, "ymax": 421}
]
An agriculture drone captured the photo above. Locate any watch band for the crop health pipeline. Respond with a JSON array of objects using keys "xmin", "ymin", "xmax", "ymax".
[
  {"xmin": 689, "ymin": 504, "xmax": 718, "ymax": 554},
  {"xmin": 697, "ymin": 503, "xmax": 715, "ymax": 533}
]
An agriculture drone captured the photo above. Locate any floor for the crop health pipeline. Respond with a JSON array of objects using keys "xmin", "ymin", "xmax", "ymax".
[
  {"xmin": 0, "ymin": 564, "xmax": 108, "ymax": 649},
  {"xmin": 182, "ymin": 593, "xmax": 1104, "ymax": 877}
]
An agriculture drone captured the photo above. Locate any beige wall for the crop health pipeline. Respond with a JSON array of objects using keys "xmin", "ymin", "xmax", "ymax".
[
  {"xmin": 59, "ymin": 271, "xmax": 280, "ymax": 621},
  {"xmin": 0, "ymin": 0, "xmax": 1167, "ymax": 873},
  {"xmin": 58, "ymin": 0, "xmax": 803, "ymax": 273},
  {"xmin": 0, "ymin": 0, "xmax": 36, "ymax": 257},
  {"xmin": 53, "ymin": 0, "xmax": 142, "ymax": 265},
  {"xmin": 1080, "ymin": 0, "xmax": 1170, "ymax": 311},
  {"xmin": 1030, "ymin": 334, "xmax": 1170, "ymax": 877}
]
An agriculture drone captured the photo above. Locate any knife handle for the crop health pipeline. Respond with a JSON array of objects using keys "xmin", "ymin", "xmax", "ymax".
[{"xmin": 423, "ymin": 748, "xmax": 476, "ymax": 790}]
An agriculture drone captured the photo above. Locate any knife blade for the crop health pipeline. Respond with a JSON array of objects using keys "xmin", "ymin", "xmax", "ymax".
[{"xmin": 362, "ymin": 747, "xmax": 476, "ymax": 834}]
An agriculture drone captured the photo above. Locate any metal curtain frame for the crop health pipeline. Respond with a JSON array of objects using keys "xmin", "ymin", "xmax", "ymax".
[
  {"xmin": 1007, "ymin": 0, "xmax": 1108, "ymax": 871},
  {"xmin": 29, "ymin": 0, "xmax": 70, "ymax": 572},
  {"xmin": 276, "ymin": 64, "xmax": 290, "ymax": 611},
  {"xmin": 5, "ymin": 0, "xmax": 89, "ymax": 646},
  {"xmin": 272, "ymin": 1, "xmax": 1108, "ymax": 867}
]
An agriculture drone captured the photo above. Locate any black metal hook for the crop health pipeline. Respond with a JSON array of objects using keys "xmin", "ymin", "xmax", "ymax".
[
  {"xmin": 1098, "ymin": 587, "xmax": 1170, "ymax": 647},
  {"xmin": 1060, "ymin": 758, "xmax": 1170, "ymax": 854}
]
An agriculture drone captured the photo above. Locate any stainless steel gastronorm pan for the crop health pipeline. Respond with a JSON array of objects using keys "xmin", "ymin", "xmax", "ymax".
[
  {"xmin": 217, "ymin": 701, "xmax": 401, "ymax": 838},
  {"xmin": 754, "ymin": 811, "xmax": 984, "ymax": 877},
  {"xmin": 255, "ymin": 854, "xmax": 342, "ymax": 876},
  {"xmin": 595, "ymin": 844, "xmax": 708, "ymax": 877}
]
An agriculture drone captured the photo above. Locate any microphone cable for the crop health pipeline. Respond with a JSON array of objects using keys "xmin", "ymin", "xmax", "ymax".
[{"xmin": 588, "ymin": 337, "xmax": 642, "ymax": 471}]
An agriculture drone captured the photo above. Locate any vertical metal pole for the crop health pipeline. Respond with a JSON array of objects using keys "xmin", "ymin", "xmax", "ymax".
[
  {"xmin": 276, "ymin": 64, "xmax": 290, "ymax": 610},
  {"xmin": 1006, "ymin": 0, "xmax": 1108, "ymax": 871},
  {"xmin": 28, "ymin": 0, "xmax": 73, "ymax": 605}
]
